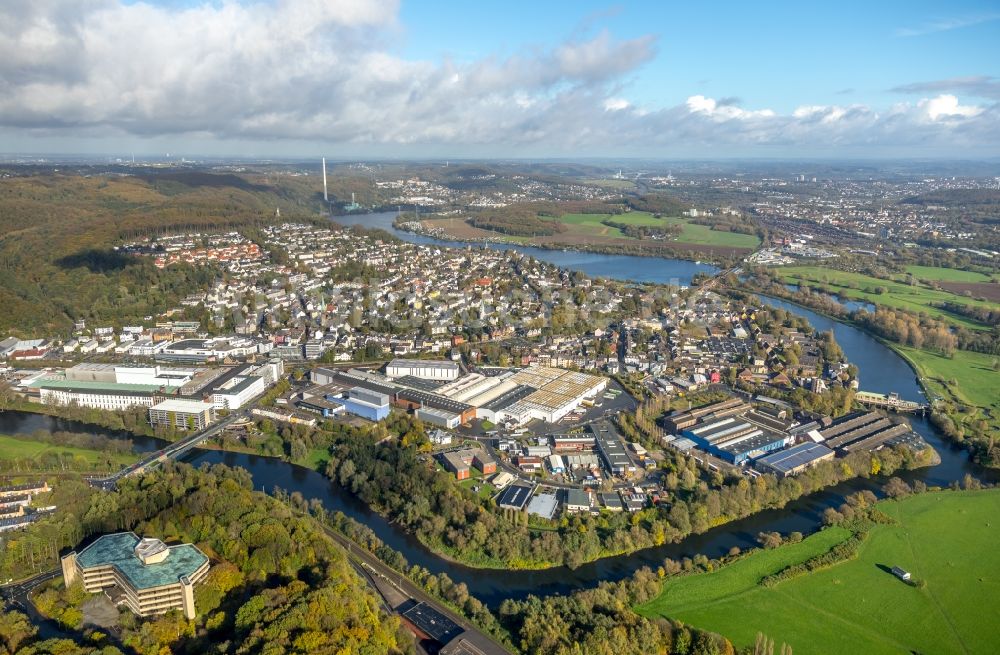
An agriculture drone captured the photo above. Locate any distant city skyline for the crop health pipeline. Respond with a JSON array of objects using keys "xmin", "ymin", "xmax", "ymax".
[{"xmin": 1, "ymin": 0, "xmax": 998, "ymax": 158}]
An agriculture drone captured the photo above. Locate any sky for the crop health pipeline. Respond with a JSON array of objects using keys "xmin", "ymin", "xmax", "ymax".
[{"xmin": 1, "ymin": 0, "xmax": 998, "ymax": 159}]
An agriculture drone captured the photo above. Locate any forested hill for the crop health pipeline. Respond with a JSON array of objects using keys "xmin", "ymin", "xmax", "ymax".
[{"xmin": 0, "ymin": 170, "xmax": 319, "ymax": 335}]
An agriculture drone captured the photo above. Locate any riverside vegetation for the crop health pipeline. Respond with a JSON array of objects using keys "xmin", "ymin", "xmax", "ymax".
[{"xmin": 736, "ymin": 268, "xmax": 1000, "ymax": 468}]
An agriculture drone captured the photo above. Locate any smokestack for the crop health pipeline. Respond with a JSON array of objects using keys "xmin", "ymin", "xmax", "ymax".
[{"xmin": 322, "ymin": 157, "xmax": 328, "ymax": 202}]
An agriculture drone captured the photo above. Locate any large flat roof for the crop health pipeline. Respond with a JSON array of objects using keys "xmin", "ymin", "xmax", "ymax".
[
  {"xmin": 31, "ymin": 378, "xmax": 180, "ymax": 394},
  {"xmin": 76, "ymin": 532, "xmax": 207, "ymax": 590},
  {"xmin": 151, "ymin": 398, "xmax": 214, "ymax": 413},
  {"xmin": 755, "ymin": 442, "xmax": 833, "ymax": 473},
  {"xmin": 496, "ymin": 484, "xmax": 533, "ymax": 510}
]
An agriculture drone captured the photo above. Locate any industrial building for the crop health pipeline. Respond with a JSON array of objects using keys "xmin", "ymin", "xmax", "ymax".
[
  {"xmin": 818, "ymin": 411, "xmax": 918, "ymax": 453},
  {"xmin": 591, "ymin": 421, "xmax": 636, "ymax": 477},
  {"xmin": 497, "ymin": 484, "xmax": 534, "ymax": 511},
  {"xmin": 203, "ymin": 365, "xmax": 267, "ymax": 410},
  {"xmin": 754, "ymin": 442, "xmax": 835, "ymax": 477},
  {"xmin": 386, "ymin": 359, "xmax": 460, "ymax": 381},
  {"xmin": 662, "ymin": 397, "xmax": 752, "ymax": 434},
  {"xmin": 683, "ymin": 416, "xmax": 789, "ymax": 464},
  {"xmin": 439, "ymin": 448, "xmax": 497, "ymax": 480},
  {"xmin": 148, "ymin": 399, "xmax": 216, "ymax": 431},
  {"xmin": 61, "ymin": 533, "xmax": 209, "ymax": 620},
  {"xmin": 340, "ymin": 387, "xmax": 391, "ymax": 422},
  {"xmin": 416, "ymin": 406, "xmax": 462, "ymax": 428},
  {"xmin": 565, "ymin": 488, "xmax": 592, "ymax": 513},
  {"xmin": 526, "ymin": 493, "xmax": 559, "ymax": 520}
]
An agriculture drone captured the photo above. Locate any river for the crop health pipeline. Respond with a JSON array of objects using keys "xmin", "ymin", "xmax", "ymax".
[
  {"xmin": 2, "ymin": 244, "xmax": 995, "ymax": 608},
  {"xmin": 331, "ymin": 211, "xmax": 720, "ymax": 287}
]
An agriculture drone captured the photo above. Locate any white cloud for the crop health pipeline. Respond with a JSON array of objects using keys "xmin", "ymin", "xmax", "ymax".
[
  {"xmin": 604, "ymin": 98, "xmax": 631, "ymax": 112},
  {"xmin": 919, "ymin": 94, "xmax": 984, "ymax": 121},
  {"xmin": 0, "ymin": 0, "xmax": 997, "ymax": 156},
  {"xmin": 685, "ymin": 95, "xmax": 775, "ymax": 121}
]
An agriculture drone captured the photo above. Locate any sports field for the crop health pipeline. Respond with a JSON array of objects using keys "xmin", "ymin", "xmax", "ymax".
[
  {"xmin": 636, "ymin": 490, "xmax": 1000, "ymax": 655},
  {"xmin": 776, "ymin": 266, "xmax": 996, "ymax": 330},
  {"xmin": 0, "ymin": 433, "xmax": 137, "ymax": 470}
]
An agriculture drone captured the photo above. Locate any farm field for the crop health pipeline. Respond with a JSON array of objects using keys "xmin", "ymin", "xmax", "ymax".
[
  {"xmin": 581, "ymin": 178, "xmax": 637, "ymax": 190},
  {"xmin": 0, "ymin": 433, "xmax": 138, "ymax": 470},
  {"xmin": 553, "ymin": 211, "xmax": 760, "ymax": 248},
  {"xmin": 775, "ymin": 266, "xmax": 996, "ymax": 330},
  {"xmin": 902, "ymin": 265, "xmax": 997, "ymax": 283},
  {"xmin": 422, "ymin": 209, "xmax": 759, "ymax": 257},
  {"xmin": 636, "ymin": 489, "xmax": 1000, "ymax": 655},
  {"xmin": 893, "ymin": 345, "xmax": 1000, "ymax": 436},
  {"xmin": 901, "ymin": 266, "xmax": 1000, "ymax": 302}
]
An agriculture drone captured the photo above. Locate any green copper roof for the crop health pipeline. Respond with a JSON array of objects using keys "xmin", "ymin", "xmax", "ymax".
[
  {"xmin": 30, "ymin": 378, "xmax": 180, "ymax": 394},
  {"xmin": 76, "ymin": 532, "xmax": 207, "ymax": 589}
]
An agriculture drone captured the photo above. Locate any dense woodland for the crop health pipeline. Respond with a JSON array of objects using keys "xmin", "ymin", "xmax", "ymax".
[
  {"xmin": 0, "ymin": 170, "xmax": 334, "ymax": 335},
  {"xmin": 1, "ymin": 463, "xmax": 406, "ymax": 655},
  {"xmin": 467, "ymin": 203, "xmax": 569, "ymax": 236},
  {"xmin": 256, "ymin": 410, "xmax": 936, "ymax": 571}
]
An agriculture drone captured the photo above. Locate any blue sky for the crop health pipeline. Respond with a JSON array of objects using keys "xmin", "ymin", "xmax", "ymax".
[
  {"xmin": 396, "ymin": 1, "xmax": 1000, "ymax": 111},
  {"xmin": 2, "ymin": 0, "xmax": 998, "ymax": 157}
]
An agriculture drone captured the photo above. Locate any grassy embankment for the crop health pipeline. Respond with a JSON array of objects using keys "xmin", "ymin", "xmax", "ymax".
[
  {"xmin": 775, "ymin": 265, "xmax": 996, "ymax": 331},
  {"xmin": 892, "ymin": 345, "xmax": 1000, "ymax": 437},
  {"xmin": 637, "ymin": 489, "xmax": 1000, "ymax": 655},
  {"xmin": 0, "ymin": 433, "xmax": 138, "ymax": 471}
]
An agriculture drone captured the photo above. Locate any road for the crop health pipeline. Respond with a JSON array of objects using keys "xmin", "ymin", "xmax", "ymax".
[
  {"xmin": 0, "ymin": 569, "xmax": 66, "ymax": 640},
  {"xmin": 321, "ymin": 525, "xmax": 512, "ymax": 655},
  {"xmin": 90, "ymin": 410, "xmax": 247, "ymax": 490}
]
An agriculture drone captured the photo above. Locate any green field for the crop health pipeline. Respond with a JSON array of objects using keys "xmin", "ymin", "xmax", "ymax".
[
  {"xmin": 553, "ymin": 211, "xmax": 760, "ymax": 248},
  {"xmin": 0, "ymin": 433, "xmax": 137, "ymax": 470},
  {"xmin": 894, "ymin": 345, "xmax": 1000, "ymax": 436},
  {"xmin": 296, "ymin": 445, "xmax": 332, "ymax": 470},
  {"xmin": 777, "ymin": 266, "xmax": 995, "ymax": 330},
  {"xmin": 903, "ymin": 265, "xmax": 998, "ymax": 283},
  {"xmin": 581, "ymin": 178, "xmax": 637, "ymax": 190},
  {"xmin": 637, "ymin": 490, "xmax": 1000, "ymax": 655}
]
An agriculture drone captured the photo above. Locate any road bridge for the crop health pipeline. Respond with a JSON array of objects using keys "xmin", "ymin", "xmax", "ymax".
[{"xmin": 89, "ymin": 412, "xmax": 244, "ymax": 490}]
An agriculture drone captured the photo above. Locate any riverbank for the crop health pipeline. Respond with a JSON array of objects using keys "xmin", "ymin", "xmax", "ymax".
[
  {"xmin": 392, "ymin": 216, "xmax": 747, "ymax": 266},
  {"xmin": 637, "ymin": 487, "xmax": 1000, "ymax": 655},
  {"xmin": 1, "ymin": 407, "xmax": 994, "ymax": 609},
  {"xmin": 734, "ymin": 283, "xmax": 1000, "ymax": 467},
  {"xmin": 0, "ymin": 432, "xmax": 137, "ymax": 473},
  {"xmin": 329, "ymin": 210, "xmax": 722, "ymax": 286}
]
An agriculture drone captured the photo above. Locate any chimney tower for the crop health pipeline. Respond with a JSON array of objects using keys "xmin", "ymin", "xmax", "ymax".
[{"xmin": 322, "ymin": 157, "xmax": 328, "ymax": 202}]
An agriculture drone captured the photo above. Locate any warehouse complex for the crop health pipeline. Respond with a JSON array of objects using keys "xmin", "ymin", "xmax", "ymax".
[
  {"xmin": 310, "ymin": 364, "xmax": 607, "ymax": 428},
  {"xmin": 22, "ymin": 361, "xmax": 282, "ymax": 423},
  {"xmin": 61, "ymin": 533, "xmax": 210, "ymax": 620},
  {"xmin": 663, "ymin": 397, "xmax": 927, "ymax": 475}
]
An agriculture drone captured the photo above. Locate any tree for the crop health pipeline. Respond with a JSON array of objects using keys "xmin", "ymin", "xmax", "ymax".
[{"xmin": 882, "ymin": 477, "xmax": 911, "ymax": 498}]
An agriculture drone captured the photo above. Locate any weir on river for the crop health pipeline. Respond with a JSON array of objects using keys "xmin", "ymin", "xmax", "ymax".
[{"xmin": 2, "ymin": 238, "xmax": 995, "ymax": 609}]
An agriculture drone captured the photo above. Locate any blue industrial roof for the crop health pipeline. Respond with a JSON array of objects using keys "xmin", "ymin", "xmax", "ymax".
[
  {"xmin": 76, "ymin": 532, "xmax": 207, "ymax": 589},
  {"xmin": 755, "ymin": 442, "xmax": 834, "ymax": 473}
]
